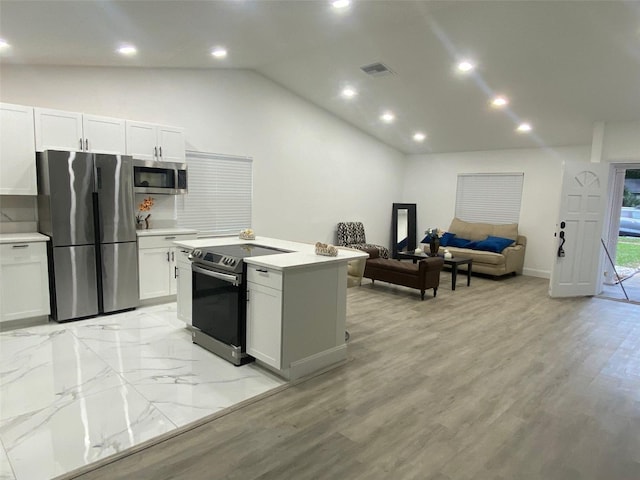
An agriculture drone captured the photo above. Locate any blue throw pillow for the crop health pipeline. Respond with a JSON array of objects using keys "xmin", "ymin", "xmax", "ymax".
[
  {"xmin": 449, "ymin": 236, "xmax": 472, "ymax": 248},
  {"xmin": 439, "ymin": 232, "xmax": 456, "ymax": 247},
  {"xmin": 474, "ymin": 236, "xmax": 515, "ymax": 253}
]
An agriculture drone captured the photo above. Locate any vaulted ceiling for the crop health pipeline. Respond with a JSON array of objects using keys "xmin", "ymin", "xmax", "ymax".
[{"xmin": 1, "ymin": 0, "xmax": 638, "ymax": 154}]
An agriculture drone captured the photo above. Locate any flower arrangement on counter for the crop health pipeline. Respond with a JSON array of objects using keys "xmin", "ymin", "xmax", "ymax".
[
  {"xmin": 239, "ymin": 228, "xmax": 255, "ymax": 240},
  {"xmin": 136, "ymin": 196, "xmax": 154, "ymax": 229}
]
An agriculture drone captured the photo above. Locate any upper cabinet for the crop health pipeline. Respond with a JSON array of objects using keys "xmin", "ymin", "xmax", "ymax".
[
  {"xmin": 126, "ymin": 121, "xmax": 185, "ymax": 162},
  {"xmin": 0, "ymin": 103, "xmax": 37, "ymax": 195},
  {"xmin": 34, "ymin": 107, "xmax": 126, "ymax": 154}
]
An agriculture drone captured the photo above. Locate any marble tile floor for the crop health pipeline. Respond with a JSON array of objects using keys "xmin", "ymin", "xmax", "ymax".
[{"xmin": 0, "ymin": 304, "xmax": 286, "ymax": 480}]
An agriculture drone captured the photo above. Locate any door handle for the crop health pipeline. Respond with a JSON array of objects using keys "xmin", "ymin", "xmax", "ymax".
[{"xmin": 557, "ymin": 221, "xmax": 566, "ymax": 258}]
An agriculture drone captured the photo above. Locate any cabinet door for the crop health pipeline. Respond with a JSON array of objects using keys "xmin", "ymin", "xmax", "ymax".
[
  {"xmin": 169, "ymin": 247, "xmax": 178, "ymax": 295},
  {"xmin": 246, "ymin": 282, "xmax": 282, "ymax": 369},
  {"xmin": 176, "ymin": 251, "xmax": 192, "ymax": 324},
  {"xmin": 0, "ymin": 103, "xmax": 37, "ymax": 195},
  {"xmin": 138, "ymin": 247, "xmax": 171, "ymax": 299},
  {"xmin": 83, "ymin": 114, "xmax": 126, "ymax": 154},
  {"xmin": 0, "ymin": 243, "xmax": 50, "ymax": 322},
  {"xmin": 34, "ymin": 107, "xmax": 84, "ymax": 152},
  {"xmin": 126, "ymin": 121, "xmax": 158, "ymax": 161},
  {"xmin": 157, "ymin": 125, "xmax": 185, "ymax": 163}
]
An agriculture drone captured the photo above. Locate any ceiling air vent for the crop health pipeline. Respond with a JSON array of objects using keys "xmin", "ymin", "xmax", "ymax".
[{"xmin": 360, "ymin": 62, "xmax": 394, "ymax": 77}]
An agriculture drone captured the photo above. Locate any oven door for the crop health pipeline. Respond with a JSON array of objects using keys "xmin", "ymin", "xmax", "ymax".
[{"xmin": 191, "ymin": 264, "xmax": 245, "ymax": 348}]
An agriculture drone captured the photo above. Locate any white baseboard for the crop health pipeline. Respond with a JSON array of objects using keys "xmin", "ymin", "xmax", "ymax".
[{"xmin": 523, "ymin": 268, "xmax": 550, "ymax": 279}]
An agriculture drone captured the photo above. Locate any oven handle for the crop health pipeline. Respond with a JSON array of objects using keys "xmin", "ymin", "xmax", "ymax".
[{"xmin": 192, "ymin": 265, "xmax": 240, "ymax": 286}]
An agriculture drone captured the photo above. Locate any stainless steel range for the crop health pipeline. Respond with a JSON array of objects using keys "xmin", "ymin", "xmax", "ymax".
[{"xmin": 189, "ymin": 244, "xmax": 288, "ymax": 365}]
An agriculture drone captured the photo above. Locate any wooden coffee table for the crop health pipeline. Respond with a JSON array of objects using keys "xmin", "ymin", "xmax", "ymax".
[{"xmin": 396, "ymin": 251, "xmax": 472, "ymax": 291}]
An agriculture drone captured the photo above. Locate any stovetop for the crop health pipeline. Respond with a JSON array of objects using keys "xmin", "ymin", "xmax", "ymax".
[{"xmin": 189, "ymin": 244, "xmax": 289, "ymax": 273}]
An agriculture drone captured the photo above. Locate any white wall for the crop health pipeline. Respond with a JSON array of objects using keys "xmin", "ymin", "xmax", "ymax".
[
  {"xmin": 602, "ymin": 121, "xmax": 640, "ymax": 163},
  {"xmin": 0, "ymin": 65, "xmax": 405, "ymax": 246},
  {"xmin": 403, "ymin": 145, "xmax": 592, "ymax": 278}
]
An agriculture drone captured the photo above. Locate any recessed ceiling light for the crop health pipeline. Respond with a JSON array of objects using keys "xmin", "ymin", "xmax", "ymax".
[
  {"xmin": 380, "ymin": 112, "xmax": 395, "ymax": 123},
  {"xmin": 0, "ymin": 39, "xmax": 10, "ymax": 50},
  {"xmin": 117, "ymin": 44, "xmax": 137, "ymax": 56},
  {"xmin": 516, "ymin": 122, "xmax": 532, "ymax": 133},
  {"xmin": 457, "ymin": 60, "xmax": 475, "ymax": 73},
  {"xmin": 491, "ymin": 96, "xmax": 509, "ymax": 108},
  {"xmin": 331, "ymin": 0, "xmax": 350, "ymax": 9},
  {"xmin": 341, "ymin": 87, "xmax": 357, "ymax": 98},
  {"xmin": 211, "ymin": 47, "xmax": 228, "ymax": 59},
  {"xmin": 413, "ymin": 132, "xmax": 426, "ymax": 142}
]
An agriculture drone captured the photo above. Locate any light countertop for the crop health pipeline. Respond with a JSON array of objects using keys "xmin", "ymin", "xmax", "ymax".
[
  {"xmin": 174, "ymin": 236, "xmax": 368, "ymax": 271},
  {"xmin": 136, "ymin": 228, "xmax": 198, "ymax": 237},
  {"xmin": 0, "ymin": 232, "xmax": 49, "ymax": 244}
]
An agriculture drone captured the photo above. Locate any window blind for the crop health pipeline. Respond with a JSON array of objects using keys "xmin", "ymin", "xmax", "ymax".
[
  {"xmin": 177, "ymin": 151, "xmax": 252, "ymax": 235},
  {"xmin": 455, "ymin": 173, "xmax": 524, "ymax": 224}
]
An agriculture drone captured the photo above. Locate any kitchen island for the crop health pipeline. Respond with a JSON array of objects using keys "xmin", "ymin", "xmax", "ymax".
[{"xmin": 174, "ymin": 236, "xmax": 368, "ymax": 381}]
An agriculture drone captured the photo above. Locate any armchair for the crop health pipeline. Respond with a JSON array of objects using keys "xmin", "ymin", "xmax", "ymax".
[{"xmin": 337, "ymin": 221, "xmax": 390, "ymax": 259}]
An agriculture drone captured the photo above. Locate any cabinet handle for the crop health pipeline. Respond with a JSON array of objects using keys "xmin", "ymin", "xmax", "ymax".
[
  {"xmin": 154, "ymin": 146, "xmax": 158, "ymax": 159},
  {"xmin": 172, "ymin": 251, "xmax": 175, "ymax": 262},
  {"xmin": 175, "ymin": 266, "xmax": 178, "ymax": 278},
  {"xmin": 159, "ymin": 146, "xmax": 163, "ymax": 158},
  {"xmin": 167, "ymin": 251, "xmax": 170, "ymax": 262},
  {"xmin": 79, "ymin": 138, "xmax": 83, "ymax": 150},
  {"xmin": 256, "ymin": 268, "xmax": 268, "ymax": 273},
  {"xmin": 12, "ymin": 244, "xmax": 29, "ymax": 249},
  {"xmin": 164, "ymin": 236, "xmax": 176, "ymax": 240},
  {"xmin": 85, "ymin": 138, "xmax": 89, "ymax": 150}
]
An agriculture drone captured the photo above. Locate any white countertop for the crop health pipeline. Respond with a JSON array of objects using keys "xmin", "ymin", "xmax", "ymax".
[
  {"xmin": 174, "ymin": 236, "xmax": 368, "ymax": 271},
  {"xmin": 136, "ymin": 228, "xmax": 198, "ymax": 237},
  {"xmin": 0, "ymin": 232, "xmax": 49, "ymax": 244}
]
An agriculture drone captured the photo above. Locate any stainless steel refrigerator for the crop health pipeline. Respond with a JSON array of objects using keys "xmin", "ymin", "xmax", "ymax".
[{"xmin": 37, "ymin": 150, "xmax": 139, "ymax": 321}]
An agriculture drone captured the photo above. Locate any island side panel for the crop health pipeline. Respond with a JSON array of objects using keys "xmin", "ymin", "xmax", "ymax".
[{"xmin": 281, "ymin": 262, "xmax": 347, "ymax": 378}]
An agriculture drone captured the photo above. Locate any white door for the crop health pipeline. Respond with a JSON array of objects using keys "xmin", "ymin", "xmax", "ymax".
[
  {"xmin": 0, "ymin": 103, "xmax": 37, "ymax": 195},
  {"xmin": 126, "ymin": 121, "xmax": 158, "ymax": 161},
  {"xmin": 549, "ymin": 160, "xmax": 609, "ymax": 297},
  {"xmin": 138, "ymin": 247, "xmax": 171, "ymax": 299},
  {"xmin": 157, "ymin": 125, "xmax": 185, "ymax": 162},
  {"xmin": 83, "ymin": 114, "xmax": 126, "ymax": 154},
  {"xmin": 34, "ymin": 107, "xmax": 84, "ymax": 152}
]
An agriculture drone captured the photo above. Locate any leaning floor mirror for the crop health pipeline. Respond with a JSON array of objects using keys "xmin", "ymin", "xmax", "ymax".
[{"xmin": 392, "ymin": 203, "xmax": 417, "ymax": 258}]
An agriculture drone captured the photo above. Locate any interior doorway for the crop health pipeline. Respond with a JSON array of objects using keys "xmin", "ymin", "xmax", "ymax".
[{"xmin": 600, "ymin": 165, "xmax": 640, "ymax": 303}]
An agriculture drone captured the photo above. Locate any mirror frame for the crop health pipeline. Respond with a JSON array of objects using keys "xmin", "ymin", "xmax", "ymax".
[{"xmin": 391, "ymin": 203, "xmax": 417, "ymax": 258}]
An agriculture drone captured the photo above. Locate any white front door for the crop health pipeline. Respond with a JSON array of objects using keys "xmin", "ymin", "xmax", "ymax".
[{"xmin": 549, "ymin": 160, "xmax": 609, "ymax": 297}]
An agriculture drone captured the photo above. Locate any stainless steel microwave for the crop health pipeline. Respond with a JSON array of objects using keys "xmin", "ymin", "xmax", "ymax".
[{"xmin": 133, "ymin": 159, "xmax": 187, "ymax": 195}]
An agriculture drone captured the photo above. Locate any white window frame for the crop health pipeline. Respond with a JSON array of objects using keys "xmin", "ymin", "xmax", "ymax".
[
  {"xmin": 455, "ymin": 172, "xmax": 524, "ymax": 224},
  {"xmin": 177, "ymin": 151, "xmax": 253, "ymax": 235}
]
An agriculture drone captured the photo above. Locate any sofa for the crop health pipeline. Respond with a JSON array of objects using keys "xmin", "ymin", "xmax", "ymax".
[
  {"xmin": 438, "ymin": 217, "xmax": 526, "ymax": 277},
  {"xmin": 363, "ymin": 248, "xmax": 444, "ymax": 300}
]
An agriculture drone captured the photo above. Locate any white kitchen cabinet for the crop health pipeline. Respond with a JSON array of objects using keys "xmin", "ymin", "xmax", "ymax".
[
  {"xmin": 176, "ymin": 248, "xmax": 192, "ymax": 324},
  {"xmin": 0, "ymin": 103, "xmax": 37, "ymax": 195},
  {"xmin": 125, "ymin": 120, "xmax": 185, "ymax": 162},
  {"xmin": 137, "ymin": 232, "xmax": 196, "ymax": 301},
  {"xmin": 34, "ymin": 107, "xmax": 126, "ymax": 154},
  {"xmin": 247, "ymin": 277, "xmax": 283, "ymax": 369},
  {"xmin": 0, "ymin": 241, "xmax": 50, "ymax": 322}
]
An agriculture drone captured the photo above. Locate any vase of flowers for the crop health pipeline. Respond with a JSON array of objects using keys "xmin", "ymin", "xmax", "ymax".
[
  {"xmin": 136, "ymin": 196, "xmax": 154, "ymax": 229},
  {"xmin": 424, "ymin": 227, "xmax": 443, "ymax": 256}
]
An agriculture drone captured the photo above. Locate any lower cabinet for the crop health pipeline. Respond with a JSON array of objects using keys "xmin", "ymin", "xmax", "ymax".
[
  {"xmin": 0, "ymin": 242, "xmax": 50, "ymax": 322},
  {"xmin": 176, "ymin": 248, "xmax": 192, "ymax": 324},
  {"xmin": 137, "ymin": 233, "xmax": 196, "ymax": 301},
  {"xmin": 246, "ymin": 280, "xmax": 283, "ymax": 369}
]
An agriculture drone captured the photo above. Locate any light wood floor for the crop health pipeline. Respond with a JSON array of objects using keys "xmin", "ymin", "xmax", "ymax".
[{"xmin": 67, "ymin": 272, "xmax": 640, "ymax": 480}]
